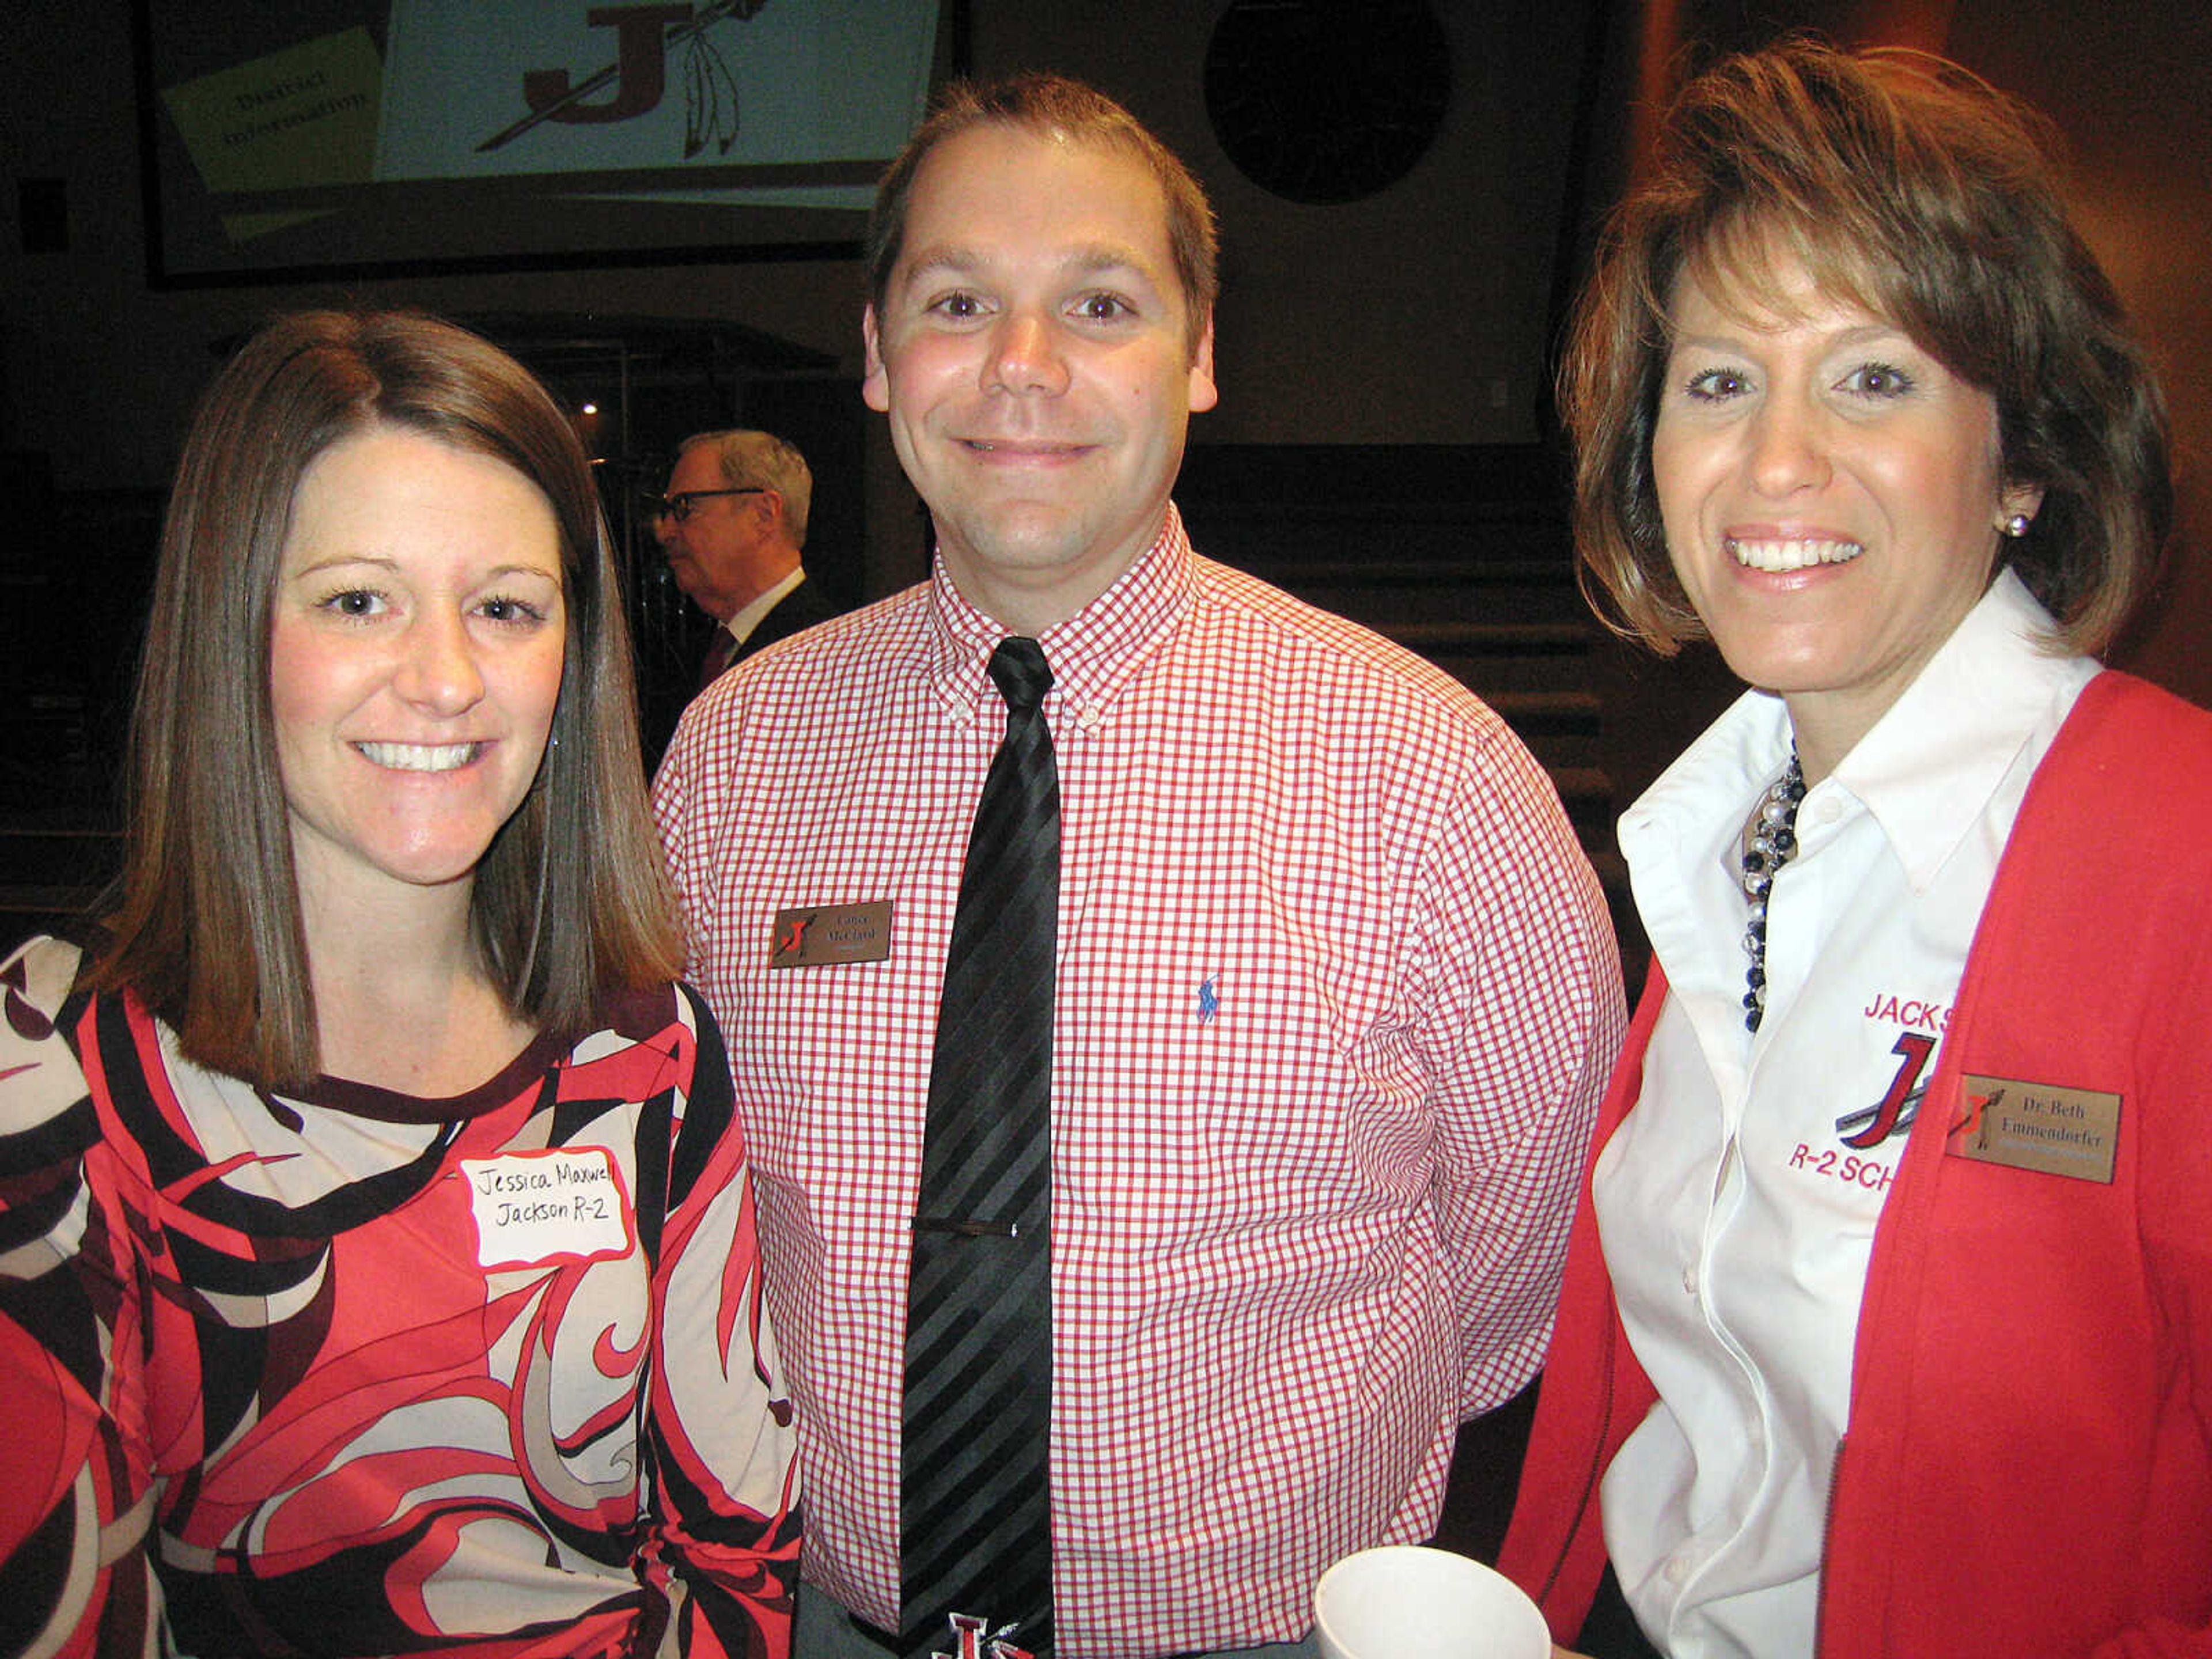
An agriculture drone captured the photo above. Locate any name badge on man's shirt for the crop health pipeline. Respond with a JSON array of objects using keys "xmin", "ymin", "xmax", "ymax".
[
  {"xmin": 460, "ymin": 1148, "xmax": 635, "ymax": 1268},
  {"xmin": 1945, "ymin": 1073, "xmax": 2120, "ymax": 1183},
  {"xmin": 768, "ymin": 900, "xmax": 894, "ymax": 968}
]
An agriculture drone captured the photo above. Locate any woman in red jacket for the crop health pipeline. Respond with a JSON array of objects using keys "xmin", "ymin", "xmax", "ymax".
[{"xmin": 1498, "ymin": 39, "xmax": 2212, "ymax": 1659}]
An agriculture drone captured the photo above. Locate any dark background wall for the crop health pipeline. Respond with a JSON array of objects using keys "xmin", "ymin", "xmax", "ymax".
[{"xmin": 3, "ymin": 0, "xmax": 2207, "ymax": 791}]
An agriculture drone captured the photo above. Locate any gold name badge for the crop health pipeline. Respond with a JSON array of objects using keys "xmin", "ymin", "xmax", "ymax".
[
  {"xmin": 1945, "ymin": 1073, "xmax": 2120, "ymax": 1184},
  {"xmin": 767, "ymin": 901, "xmax": 893, "ymax": 969}
]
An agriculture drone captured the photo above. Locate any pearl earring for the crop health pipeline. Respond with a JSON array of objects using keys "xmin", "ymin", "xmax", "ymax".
[{"xmin": 2003, "ymin": 513, "xmax": 2033, "ymax": 538}]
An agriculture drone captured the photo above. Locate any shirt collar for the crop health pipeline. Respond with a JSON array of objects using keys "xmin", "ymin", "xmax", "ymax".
[
  {"xmin": 922, "ymin": 505, "xmax": 1195, "ymax": 733},
  {"xmin": 726, "ymin": 565, "xmax": 806, "ymax": 643},
  {"xmin": 1830, "ymin": 567, "xmax": 2089, "ymax": 890},
  {"xmin": 1629, "ymin": 569, "xmax": 2089, "ymax": 895}
]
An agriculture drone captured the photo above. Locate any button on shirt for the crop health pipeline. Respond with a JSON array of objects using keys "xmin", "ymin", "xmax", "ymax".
[
  {"xmin": 654, "ymin": 508, "xmax": 1624, "ymax": 1658},
  {"xmin": 1593, "ymin": 571, "xmax": 2097, "ymax": 1658}
]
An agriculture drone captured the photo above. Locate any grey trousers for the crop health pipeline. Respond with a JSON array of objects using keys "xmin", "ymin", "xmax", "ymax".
[{"xmin": 793, "ymin": 1584, "xmax": 1320, "ymax": 1659}]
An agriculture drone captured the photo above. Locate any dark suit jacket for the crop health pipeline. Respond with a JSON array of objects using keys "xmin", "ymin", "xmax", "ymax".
[
  {"xmin": 734, "ymin": 574, "xmax": 842, "ymax": 664},
  {"xmin": 699, "ymin": 575, "xmax": 844, "ymax": 690},
  {"xmin": 743, "ymin": 579, "xmax": 844, "ymax": 664}
]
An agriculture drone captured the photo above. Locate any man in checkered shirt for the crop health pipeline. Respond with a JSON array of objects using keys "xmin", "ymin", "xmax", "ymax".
[{"xmin": 654, "ymin": 71, "xmax": 1626, "ymax": 1659}]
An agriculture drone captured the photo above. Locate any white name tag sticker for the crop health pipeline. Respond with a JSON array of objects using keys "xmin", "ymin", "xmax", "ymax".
[{"xmin": 460, "ymin": 1149, "xmax": 635, "ymax": 1270}]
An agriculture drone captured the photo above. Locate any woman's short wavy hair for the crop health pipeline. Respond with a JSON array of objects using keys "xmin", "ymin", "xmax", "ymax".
[
  {"xmin": 88, "ymin": 310, "xmax": 680, "ymax": 1089},
  {"xmin": 1565, "ymin": 37, "xmax": 2171, "ymax": 657}
]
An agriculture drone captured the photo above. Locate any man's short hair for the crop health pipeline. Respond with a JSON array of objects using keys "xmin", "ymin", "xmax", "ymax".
[
  {"xmin": 865, "ymin": 71, "xmax": 1219, "ymax": 359},
  {"xmin": 678, "ymin": 428, "xmax": 812, "ymax": 548}
]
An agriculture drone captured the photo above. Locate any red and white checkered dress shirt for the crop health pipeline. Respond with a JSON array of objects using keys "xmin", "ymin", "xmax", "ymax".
[{"xmin": 654, "ymin": 508, "xmax": 1624, "ymax": 1658}]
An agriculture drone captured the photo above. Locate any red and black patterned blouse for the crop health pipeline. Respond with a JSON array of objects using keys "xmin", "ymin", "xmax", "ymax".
[{"xmin": 0, "ymin": 937, "xmax": 800, "ymax": 1658}]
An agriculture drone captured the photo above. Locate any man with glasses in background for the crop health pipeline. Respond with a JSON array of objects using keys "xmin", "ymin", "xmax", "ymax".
[{"xmin": 653, "ymin": 427, "xmax": 839, "ymax": 689}]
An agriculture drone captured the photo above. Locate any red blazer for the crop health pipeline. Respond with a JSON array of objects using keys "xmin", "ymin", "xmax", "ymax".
[{"xmin": 1500, "ymin": 672, "xmax": 2212, "ymax": 1657}]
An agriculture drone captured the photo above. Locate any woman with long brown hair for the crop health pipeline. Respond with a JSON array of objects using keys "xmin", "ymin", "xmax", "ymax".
[{"xmin": 0, "ymin": 310, "xmax": 798, "ymax": 1657}]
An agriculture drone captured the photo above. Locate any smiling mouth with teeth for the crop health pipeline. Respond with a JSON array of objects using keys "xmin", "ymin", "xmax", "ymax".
[
  {"xmin": 355, "ymin": 741, "xmax": 483, "ymax": 773},
  {"xmin": 1726, "ymin": 536, "xmax": 1865, "ymax": 573}
]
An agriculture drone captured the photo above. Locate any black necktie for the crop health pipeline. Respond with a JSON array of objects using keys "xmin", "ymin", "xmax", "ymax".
[{"xmin": 902, "ymin": 637, "xmax": 1058, "ymax": 1657}]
